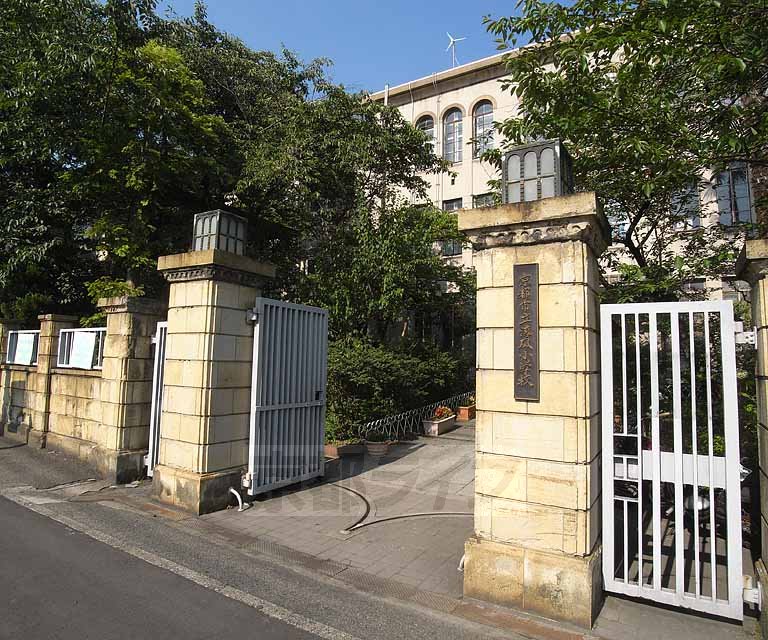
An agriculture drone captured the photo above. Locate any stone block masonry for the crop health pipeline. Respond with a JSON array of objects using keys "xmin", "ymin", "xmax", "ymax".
[
  {"xmin": 459, "ymin": 192, "xmax": 610, "ymax": 628},
  {"xmin": 152, "ymin": 249, "xmax": 275, "ymax": 514},
  {"xmin": 736, "ymin": 239, "xmax": 768, "ymax": 638},
  {"xmin": 0, "ymin": 298, "xmax": 165, "ymax": 483}
]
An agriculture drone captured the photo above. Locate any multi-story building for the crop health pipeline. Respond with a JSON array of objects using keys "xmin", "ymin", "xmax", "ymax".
[
  {"xmin": 371, "ymin": 52, "xmax": 517, "ymax": 269},
  {"xmin": 371, "ymin": 51, "xmax": 761, "ymax": 302}
]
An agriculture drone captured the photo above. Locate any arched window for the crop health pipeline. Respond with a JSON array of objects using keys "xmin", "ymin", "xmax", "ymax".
[
  {"xmin": 415, "ymin": 115, "xmax": 435, "ymax": 145},
  {"xmin": 442, "ymin": 108, "xmax": 463, "ymax": 163},
  {"xmin": 473, "ymin": 101, "xmax": 493, "ymax": 158}
]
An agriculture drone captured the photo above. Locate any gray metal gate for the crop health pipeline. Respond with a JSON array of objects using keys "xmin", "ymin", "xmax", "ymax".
[
  {"xmin": 145, "ymin": 321, "xmax": 168, "ymax": 477},
  {"xmin": 600, "ymin": 301, "xmax": 743, "ymax": 620},
  {"xmin": 244, "ymin": 298, "xmax": 328, "ymax": 495}
]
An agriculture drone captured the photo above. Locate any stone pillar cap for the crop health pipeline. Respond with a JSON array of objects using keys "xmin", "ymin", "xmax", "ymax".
[
  {"xmin": 97, "ymin": 296, "xmax": 167, "ymax": 315},
  {"xmin": 459, "ymin": 191, "xmax": 610, "ymax": 256},
  {"xmin": 37, "ymin": 314, "xmax": 79, "ymax": 322},
  {"xmin": 736, "ymin": 238, "xmax": 768, "ymax": 284},
  {"xmin": 157, "ymin": 249, "xmax": 276, "ymax": 286}
]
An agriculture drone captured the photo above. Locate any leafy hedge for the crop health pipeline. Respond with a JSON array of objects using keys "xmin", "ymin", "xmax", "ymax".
[{"xmin": 325, "ymin": 337, "xmax": 470, "ymax": 441}]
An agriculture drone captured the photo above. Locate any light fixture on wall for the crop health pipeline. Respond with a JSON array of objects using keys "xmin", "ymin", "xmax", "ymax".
[{"xmin": 502, "ymin": 139, "xmax": 574, "ymax": 204}]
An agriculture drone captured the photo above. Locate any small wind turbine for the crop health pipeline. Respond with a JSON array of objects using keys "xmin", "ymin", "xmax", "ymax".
[{"xmin": 446, "ymin": 32, "xmax": 466, "ymax": 68}]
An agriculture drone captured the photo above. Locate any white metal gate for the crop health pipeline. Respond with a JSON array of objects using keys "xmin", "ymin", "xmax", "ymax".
[
  {"xmin": 245, "ymin": 298, "xmax": 328, "ymax": 495},
  {"xmin": 600, "ymin": 301, "xmax": 743, "ymax": 620},
  {"xmin": 146, "ymin": 321, "xmax": 168, "ymax": 477}
]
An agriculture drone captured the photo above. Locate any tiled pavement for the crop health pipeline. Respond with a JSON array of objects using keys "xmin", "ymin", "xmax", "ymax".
[
  {"xmin": 199, "ymin": 421, "xmax": 759, "ymax": 639},
  {"xmin": 202, "ymin": 422, "xmax": 476, "ymax": 597}
]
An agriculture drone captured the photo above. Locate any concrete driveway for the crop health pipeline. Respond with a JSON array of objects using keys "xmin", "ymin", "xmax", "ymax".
[{"xmin": 202, "ymin": 423, "xmax": 476, "ymax": 598}]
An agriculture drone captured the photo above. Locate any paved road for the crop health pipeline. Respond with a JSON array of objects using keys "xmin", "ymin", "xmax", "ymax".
[
  {"xmin": 0, "ymin": 437, "xmax": 514, "ymax": 640},
  {"xmin": 0, "ymin": 495, "xmax": 311, "ymax": 640}
]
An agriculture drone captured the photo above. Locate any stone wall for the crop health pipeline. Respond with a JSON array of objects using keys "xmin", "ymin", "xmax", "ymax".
[
  {"xmin": 1, "ymin": 364, "xmax": 39, "ymax": 436},
  {"xmin": 47, "ymin": 368, "xmax": 103, "ymax": 453},
  {"xmin": 0, "ymin": 297, "xmax": 164, "ymax": 482}
]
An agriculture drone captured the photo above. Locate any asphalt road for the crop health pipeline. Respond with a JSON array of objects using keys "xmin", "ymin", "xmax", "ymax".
[
  {"xmin": 0, "ymin": 437, "xmax": 514, "ymax": 640},
  {"xmin": 0, "ymin": 495, "xmax": 312, "ymax": 640}
]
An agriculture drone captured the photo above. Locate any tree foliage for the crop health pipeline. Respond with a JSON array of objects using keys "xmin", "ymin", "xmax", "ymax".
[
  {"xmin": 485, "ymin": 0, "xmax": 768, "ymax": 300},
  {"xmin": 0, "ymin": 0, "xmax": 468, "ymax": 341}
]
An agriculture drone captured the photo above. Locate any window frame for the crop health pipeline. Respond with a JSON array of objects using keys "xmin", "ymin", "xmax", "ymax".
[
  {"xmin": 415, "ymin": 115, "xmax": 435, "ymax": 145},
  {"xmin": 472, "ymin": 192, "xmax": 496, "ymax": 209},
  {"xmin": 715, "ymin": 162, "xmax": 753, "ymax": 225},
  {"xmin": 442, "ymin": 108, "xmax": 464, "ymax": 163},
  {"xmin": 472, "ymin": 101, "xmax": 494, "ymax": 159}
]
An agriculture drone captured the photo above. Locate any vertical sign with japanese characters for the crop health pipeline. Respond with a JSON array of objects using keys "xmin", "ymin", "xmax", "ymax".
[{"xmin": 513, "ymin": 263, "xmax": 540, "ymax": 401}]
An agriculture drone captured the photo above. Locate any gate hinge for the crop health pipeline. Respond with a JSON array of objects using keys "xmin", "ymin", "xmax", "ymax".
[
  {"xmin": 744, "ymin": 575, "xmax": 762, "ymax": 609},
  {"xmin": 247, "ymin": 308, "xmax": 259, "ymax": 325},
  {"xmin": 242, "ymin": 472, "xmax": 253, "ymax": 488},
  {"xmin": 734, "ymin": 322, "xmax": 757, "ymax": 347}
]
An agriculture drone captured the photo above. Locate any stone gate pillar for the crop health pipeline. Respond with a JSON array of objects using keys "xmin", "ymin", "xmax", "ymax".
[
  {"xmin": 153, "ymin": 248, "xmax": 275, "ymax": 514},
  {"xmin": 33, "ymin": 314, "xmax": 79, "ymax": 448},
  {"xmin": 95, "ymin": 296, "xmax": 165, "ymax": 482},
  {"xmin": 736, "ymin": 239, "xmax": 768, "ymax": 624},
  {"xmin": 459, "ymin": 192, "xmax": 609, "ymax": 628}
]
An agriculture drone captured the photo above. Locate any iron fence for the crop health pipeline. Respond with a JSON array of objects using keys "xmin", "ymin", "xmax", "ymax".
[{"xmin": 356, "ymin": 391, "xmax": 475, "ymax": 441}]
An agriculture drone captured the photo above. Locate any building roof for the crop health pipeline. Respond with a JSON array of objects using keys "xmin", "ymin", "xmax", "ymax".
[{"xmin": 370, "ymin": 51, "xmax": 509, "ymax": 103}]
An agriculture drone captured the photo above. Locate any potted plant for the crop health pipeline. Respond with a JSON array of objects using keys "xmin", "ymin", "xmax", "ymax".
[
  {"xmin": 457, "ymin": 394, "xmax": 476, "ymax": 421},
  {"xmin": 364, "ymin": 430, "xmax": 391, "ymax": 457},
  {"xmin": 423, "ymin": 405, "xmax": 456, "ymax": 436},
  {"xmin": 324, "ymin": 438, "xmax": 364, "ymax": 458}
]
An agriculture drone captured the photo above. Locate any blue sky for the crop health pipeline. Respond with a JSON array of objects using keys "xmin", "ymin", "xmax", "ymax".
[{"xmin": 157, "ymin": 1, "xmax": 516, "ymax": 92}]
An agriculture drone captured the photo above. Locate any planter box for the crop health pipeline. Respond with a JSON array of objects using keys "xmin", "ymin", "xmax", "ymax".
[
  {"xmin": 365, "ymin": 442, "xmax": 390, "ymax": 458},
  {"xmin": 324, "ymin": 443, "xmax": 364, "ymax": 458},
  {"xmin": 457, "ymin": 404, "xmax": 476, "ymax": 421},
  {"xmin": 423, "ymin": 415, "xmax": 456, "ymax": 436}
]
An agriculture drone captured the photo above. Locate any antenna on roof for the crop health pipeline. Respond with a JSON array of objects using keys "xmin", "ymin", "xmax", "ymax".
[{"xmin": 446, "ymin": 32, "xmax": 467, "ymax": 68}]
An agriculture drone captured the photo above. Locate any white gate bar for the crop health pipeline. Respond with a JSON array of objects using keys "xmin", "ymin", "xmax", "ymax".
[
  {"xmin": 704, "ymin": 313, "xmax": 717, "ymax": 601},
  {"xmin": 601, "ymin": 310, "xmax": 616, "ymax": 587},
  {"xmin": 671, "ymin": 313, "xmax": 685, "ymax": 598},
  {"xmin": 721, "ymin": 304, "xmax": 744, "ymax": 616},
  {"xmin": 635, "ymin": 313, "xmax": 643, "ymax": 586},
  {"xmin": 621, "ymin": 316, "xmax": 628, "ymax": 436},
  {"xmin": 688, "ymin": 312, "xmax": 701, "ymax": 597},
  {"xmin": 146, "ymin": 321, "xmax": 167, "ymax": 477},
  {"xmin": 649, "ymin": 312, "xmax": 662, "ymax": 592}
]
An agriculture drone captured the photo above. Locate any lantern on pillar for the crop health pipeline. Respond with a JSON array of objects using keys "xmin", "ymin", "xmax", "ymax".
[
  {"xmin": 502, "ymin": 139, "xmax": 574, "ymax": 204},
  {"xmin": 193, "ymin": 209, "xmax": 247, "ymax": 255}
]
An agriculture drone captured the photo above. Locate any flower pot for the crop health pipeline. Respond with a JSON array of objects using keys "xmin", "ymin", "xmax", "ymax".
[
  {"xmin": 324, "ymin": 443, "xmax": 364, "ymax": 458},
  {"xmin": 457, "ymin": 404, "xmax": 476, "ymax": 421},
  {"xmin": 422, "ymin": 415, "xmax": 456, "ymax": 436},
  {"xmin": 365, "ymin": 442, "xmax": 390, "ymax": 458}
]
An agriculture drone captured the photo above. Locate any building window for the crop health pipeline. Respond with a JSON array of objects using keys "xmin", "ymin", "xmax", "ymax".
[
  {"xmin": 442, "ymin": 198, "xmax": 463, "ymax": 212},
  {"xmin": 473, "ymin": 193, "xmax": 496, "ymax": 208},
  {"xmin": 416, "ymin": 115, "xmax": 434, "ymax": 145},
  {"xmin": 473, "ymin": 101, "xmax": 493, "ymax": 158},
  {"xmin": 441, "ymin": 239, "xmax": 463, "ymax": 256},
  {"xmin": 716, "ymin": 162, "xmax": 753, "ymax": 225},
  {"xmin": 440, "ymin": 198, "xmax": 463, "ymax": 256},
  {"xmin": 442, "ymin": 108, "xmax": 463, "ymax": 163},
  {"xmin": 672, "ymin": 185, "xmax": 701, "ymax": 229}
]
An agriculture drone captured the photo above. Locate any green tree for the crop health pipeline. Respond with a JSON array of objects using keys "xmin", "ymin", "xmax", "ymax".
[
  {"xmin": 485, "ymin": 0, "xmax": 768, "ymax": 301},
  {"xmin": 0, "ymin": 0, "xmax": 235, "ymax": 321}
]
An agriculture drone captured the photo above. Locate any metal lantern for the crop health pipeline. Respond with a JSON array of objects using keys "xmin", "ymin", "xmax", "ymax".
[
  {"xmin": 502, "ymin": 139, "xmax": 574, "ymax": 204},
  {"xmin": 193, "ymin": 209, "xmax": 247, "ymax": 255}
]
